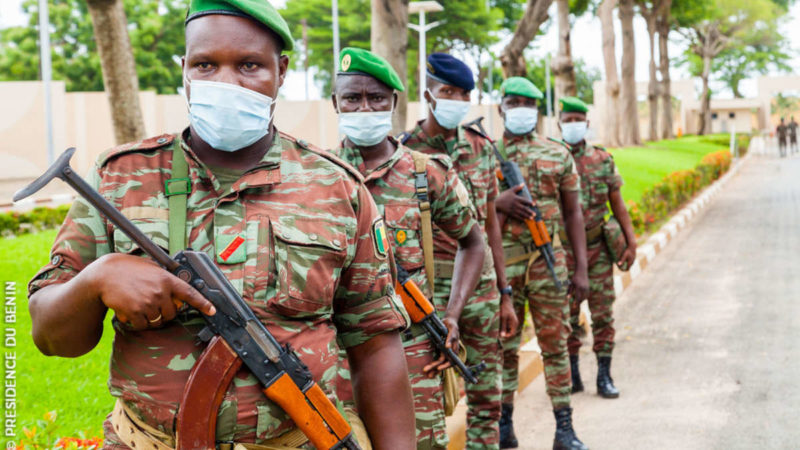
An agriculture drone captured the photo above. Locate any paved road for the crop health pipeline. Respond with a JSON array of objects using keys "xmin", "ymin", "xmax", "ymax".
[{"xmin": 512, "ymin": 152, "xmax": 800, "ymax": 449}]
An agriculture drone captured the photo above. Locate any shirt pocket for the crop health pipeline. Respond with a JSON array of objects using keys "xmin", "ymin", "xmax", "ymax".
[
  {"xmin": 244, "ymin": 216, "xmax": 274, "ymax": 307},
  {"xmin": 112, "ymin": 218, "xmax": 170, "ymax": 256},
  {"xmin": 269, "ymin": 218, "xmax": 347, "ymax": 318},
  {"xmin": 384, "ymin": 202, "xmax": 424, "ymax": 271},
  {"xmin": 534, "ymin": 160, "xmax": 560, "ymax": 198},
  {"xmin": 462, "ymin": 176, "xmax": 487, "ymax": 221}
]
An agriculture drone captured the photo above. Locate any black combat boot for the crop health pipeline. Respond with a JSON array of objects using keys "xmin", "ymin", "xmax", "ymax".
[
  {"xmin": 553, "ymin": 407, "xmax": 588, "ymax": 450},
  {"xmin": 499, "ymin": 402, "xmax": 519, "ymax": 448},
  {"xmin": 596, "ymin": 355, "xmax": 620, "ymax": 398},
  {"xmin": 570, "ymin": 354, "xmax": 584, "ymax": 393}
]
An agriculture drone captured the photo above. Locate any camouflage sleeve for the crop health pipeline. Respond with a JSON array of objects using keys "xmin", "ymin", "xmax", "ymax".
[
  {"xmin": 606, "ymin": 154, "xmax": 624, "ymax": 190},
  {"xmin": 28, "ymin": 164, "xmax": 111, "ymax": 295},
  {"xmin": 333, "ymin": 183, "xmax": 409, "ymax": 349},
  {"xmin": 484, "ymin": 140, "xmax": 500, "ymax": 202},
  {"xmin": 559, "ymin": 150, "xmax": 581, "ymax": 192},
  {"xmin": 428, "ymin": 159, "xmax": 478, "ymax": 241}
]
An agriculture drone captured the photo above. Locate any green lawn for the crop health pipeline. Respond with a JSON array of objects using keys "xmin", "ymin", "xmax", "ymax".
[
  {"xmin": 609, "ymin": 134, "xmax": 731, "ymax": 204},
  {"xmin": 1, "ymin": 230, "xmax": 113, "ymax": 442}
]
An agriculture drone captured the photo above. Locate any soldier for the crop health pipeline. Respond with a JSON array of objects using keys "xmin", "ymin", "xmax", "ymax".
[
  {"xmin": 25, "ymin": 1, "xmax": 416, "ymax": 448},
  {"xmin": 789, "ymin": 116, "xmax": 798, "ymax": 154},
  {"xmin": 494, "ymin": 78, "xmax": 589, "ymax": 450},
  {"xmin": 556, "ymin": 96, "xmax": 637, "ymax": 400},
  {"xmin": 401, "ymin": 53, "xmax": 519, "ymax": 449},
  {"xmin": 777, "ymin": 117, "xmax": 788, "ymax": 157},
  {"xmin": 329, "ymin": 47, "xmax": 487, "ymax": 449}
]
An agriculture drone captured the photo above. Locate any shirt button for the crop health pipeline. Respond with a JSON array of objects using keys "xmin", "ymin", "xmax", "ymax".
[
  {"xmin": 157, "ymin": 137, "xmax": 168, "ymax": 144},
  {"xmin": 50, "ymin": 255, "xmax": 61, "ymax": 266},
  {"xmin": 309, "ymin": 233, "xmax": 318, "ymax": 241},
  {"xmin": 333, "ymin": 239, "xmax": 342, "ymax": 247}
]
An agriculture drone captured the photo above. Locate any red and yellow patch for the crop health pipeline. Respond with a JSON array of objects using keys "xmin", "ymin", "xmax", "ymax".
[{"xmin": 395, "ymin": 229, "xmax": 407, "ymax": 245}]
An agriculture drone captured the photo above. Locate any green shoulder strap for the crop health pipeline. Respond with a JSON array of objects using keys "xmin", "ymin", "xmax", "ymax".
[{"xmin": 165, "ymin": 142, "xmax": 190, "ymax": 255}]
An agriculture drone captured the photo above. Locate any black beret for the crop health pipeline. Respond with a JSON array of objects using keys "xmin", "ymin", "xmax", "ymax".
[{"xmin": 426, "ymin": 53, "xmax": 474, "ymax": 91}]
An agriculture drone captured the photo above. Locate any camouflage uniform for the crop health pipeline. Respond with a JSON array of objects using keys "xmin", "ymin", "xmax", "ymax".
[
  {"xmin": 565, "ymin": 143, "xmax": 623, "ymax": 358},
  {"xmin": 499, "ymin": 134, "xmax": 580, "ymax": 409},
  {"xmin": 331, "ymin": 139, "xmax": 477, "ymax": 449},
  {"xmin": 28, "ymin": 129, "xmax": 408, "ymax": 447},
  {"xmin": 403, "ymin": 122, "xmax": 503, "ymax": 449}
]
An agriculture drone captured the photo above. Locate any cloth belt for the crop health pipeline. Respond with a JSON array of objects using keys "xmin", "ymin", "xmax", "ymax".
[
  {"xmin": 558, "ymin": 223, "xmax": 603, "ymax": 246},
  {"xmin": 110, "ymin": 399, "xmax": 309, "ymax": 450},
  {"xmin": 434, "ymin": 244, "xmax": 494, "ymax": 279}
]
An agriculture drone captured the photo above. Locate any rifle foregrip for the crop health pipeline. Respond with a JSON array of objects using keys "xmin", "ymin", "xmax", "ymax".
[
  {"xmin": 263, "ymin": 374, "xmax": 357, "ymax": 450},
  {"xmin": 397, "ymin": 280, "xmax": 435, "ymax": 323}
]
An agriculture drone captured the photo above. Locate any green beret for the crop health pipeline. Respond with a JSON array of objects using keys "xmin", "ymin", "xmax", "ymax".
[
  {"xmin": 500, "ymin": 77, "xmax": 543, "ymax": 100},
  {"xmin": 186, "ymin": 0, "xmax": 294, "ymax": 51},
  {"xmin": 338, "ymin": 47, "xmax": 405, "ymax": 92},
  {"xmin": 560, "ymin": 96, "xmax": 589, "ymax": 113}
]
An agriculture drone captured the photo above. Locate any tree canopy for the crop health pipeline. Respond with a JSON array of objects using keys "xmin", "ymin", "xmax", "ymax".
[{"xmin": 0, "ymin": 0, "xmax": 188, "ymax": 94}]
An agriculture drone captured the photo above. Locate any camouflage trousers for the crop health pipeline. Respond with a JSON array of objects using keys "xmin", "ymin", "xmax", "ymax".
[
  {"xmin": 332, "ymin": 322, "xmax": 448, "ymax": 449},
  {"xmin": 567, "ymin": 240, "xmax": 616, "ymax": 357},
  {"xmin": 433, "ymin": 270, "xmax": 501, "ymax": 450},
  {"xmin": 501, "ymin": 247, "xmax": 572, "ymax": 409}
]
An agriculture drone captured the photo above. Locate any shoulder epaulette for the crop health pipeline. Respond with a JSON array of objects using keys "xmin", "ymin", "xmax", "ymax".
[
  {"xmin": 98, "ymin": 133, "xmax": 175, "ymax": 167},
  {"xmin": 547, "ymin": 136, "xmax": 571, "ymax": 150},
  {"xmin": 286, "ymin": 132, "xmax": 365, "ymax": 183},
  {"xmin": 425, "ymin": 152, "xmax": 453, "ymax": 170}
]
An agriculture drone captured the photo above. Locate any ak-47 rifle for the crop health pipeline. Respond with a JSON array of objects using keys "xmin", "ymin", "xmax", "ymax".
[
  {"xmin": 394, "ymin": 265, "xmax": 485, "ymax": 383},
  {"xmin": 463, "ymin": 117, "xmax": 563, "ymax": 291},
  {"xmin": 14, "ymin": 148, "xmax": 361, "ymax": 450}
]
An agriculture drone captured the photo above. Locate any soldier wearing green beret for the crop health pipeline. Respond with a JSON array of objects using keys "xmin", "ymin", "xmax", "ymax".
[
  {"xmin": 25, "ymin": 2, "xmax": 416, "ymax": 448},
  {"xmin": 329, "ymin": 47, "xmax": 487, "ymax": 450},
  {"xmin": 494, "ymin": 77, "xmax": 589, "ymax": 449},
  {"xmin": 556, "ymin": 96, "xmax": 637, "ymax": 401}
]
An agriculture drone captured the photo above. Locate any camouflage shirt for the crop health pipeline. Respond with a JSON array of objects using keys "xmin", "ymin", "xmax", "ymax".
[
  {"xmin": 569, "ymin": 143, "xmax": 623, "ymax": 230},
  {"xmin": 499, "ymin": 133, "xmax": 580, "ymax": 248},
  {"xmin": 332, "ymin": 139, "xmax": 478, "ymax": 297},
  {"xmin": 28, "ymin": 129, "xmax": 408, "ymax": 444},
  {"xmin": 402, "ymin": 121, "xmax": 499, "ymax": 260}
]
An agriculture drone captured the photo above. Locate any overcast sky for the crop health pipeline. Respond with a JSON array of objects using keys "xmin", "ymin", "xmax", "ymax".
[{"xmin": 1, "ymin": 0, "xmax": 798, "ymax": 101}]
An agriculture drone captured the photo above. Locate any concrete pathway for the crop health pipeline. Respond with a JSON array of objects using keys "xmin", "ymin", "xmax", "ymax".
[{"xmin": 512, "ymin": 151, "xmax": 800, "ymax": 449}]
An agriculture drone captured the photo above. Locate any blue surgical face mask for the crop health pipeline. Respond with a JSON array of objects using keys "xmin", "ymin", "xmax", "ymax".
[
  {"xmin": 185, "ymin": 77, "xmax": 275, "ymax": 152},
  {"xmin": 503, "ymin": 107, "xmax": 538, "ymax": 135},
  {"xmin": 561, "ymin": 121, "xmax": 588, "ymax": 145},
  {"xmin": 428, "ymin": 90, "xmax": 471, "ymax": 130},
  {"xmin": 337, "ymin": 107, "xmax": 393, "ymax": 147}
]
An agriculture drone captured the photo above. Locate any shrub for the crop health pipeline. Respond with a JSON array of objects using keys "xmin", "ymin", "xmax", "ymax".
[
  {"xmin": 628, "ymin": 150, "xmax": 733, "ymax": 234},
  {"xmin": 0, "ymin": 204, "xmax": 71, "ymax": 237}
]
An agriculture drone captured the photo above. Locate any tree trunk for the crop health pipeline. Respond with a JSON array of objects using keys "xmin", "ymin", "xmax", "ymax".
[
  {"xmin": 699, "ymin": 54, "xmax": 712, "ymax": 135},
  {"xmin": 618, "ymin": 0, "xmax": 641, "ymax": 145},
  {"xmin": 371, "ymin": 0, "xmax": 409, "ymax": 133},
  {"xmin": 644, "ymin": 9, "xmax": 659, "ymax": 141},
  {"xmin": 657, "ymin": 5, "xmax": 673, "ymax": 139},
  {"xmin": 500, "ymin": 0, "xmax": 554, "ymax": 77},
  {"xmin": 86, "ymin": 0, "xmax": 145, "ymax": 144},
  {"xmin": 598, "ymin": 0, "xmax": 620, "ymax": 147},
  {"xmin": 552, "ymin": 0, "xmax": 577, "ymax": 102}
]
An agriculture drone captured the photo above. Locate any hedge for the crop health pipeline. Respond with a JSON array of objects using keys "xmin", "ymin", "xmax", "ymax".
[
  {"xmin": 628, "ymin": 149, "xmax": 733, "ymax": 234},
  {"xmin": 0, "ymin": 204, "xmax": 71, "ymax": 237}
]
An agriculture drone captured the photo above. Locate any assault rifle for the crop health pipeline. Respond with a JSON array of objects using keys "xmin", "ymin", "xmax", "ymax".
[
  {"xmin": 395, "ymin": 265, "xmax": 485, "ymax": 383},
  {"xmin": 14, "ymin": 148, "xmax": 361, "ymax": 450},
  {"xmin": 463, "ymin": 117, "xmax": 563, "ymax": 291}
]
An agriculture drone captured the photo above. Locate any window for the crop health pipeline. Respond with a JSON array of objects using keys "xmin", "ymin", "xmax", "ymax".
[
  {"xmin": 712, "ymin": 113, "xmax": 718, "ymax": 119},
  {"xmin": 729, "ymin": 112, "xmax": 735, "ymax": 118}
]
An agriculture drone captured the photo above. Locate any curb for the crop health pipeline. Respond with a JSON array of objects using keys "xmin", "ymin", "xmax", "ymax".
[{"xmin": 445, "ymin": 149, "xmax": 751, "ymax": 449}]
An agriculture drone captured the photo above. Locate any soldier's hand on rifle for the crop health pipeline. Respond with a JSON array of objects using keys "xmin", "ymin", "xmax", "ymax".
[
  {"xmin": 499, "ymin": 294, "xmax": 518, "ymax": 339},
  {"xmin": 496, "ymin": 184, "xmax": 536, "ymax": 222},
  {"xmin": 568, "ymin": 268, "xmax": 590, "ymax": 302},
  {"xmin": 423, "ymin": 316, "xmax": 460, "ymax": 377},
  {"xmin": 88, "ymin": 253, "xmax": 216, "ymax": 330}
]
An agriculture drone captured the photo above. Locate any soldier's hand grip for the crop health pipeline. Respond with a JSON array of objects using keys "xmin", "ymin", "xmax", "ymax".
[{"xmin": 263, "ymin": 374, "xmax": 355, "ymax": 450}]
